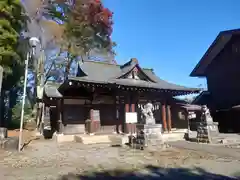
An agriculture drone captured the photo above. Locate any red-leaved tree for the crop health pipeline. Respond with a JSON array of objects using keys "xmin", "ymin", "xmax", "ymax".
[{"xmin": 43, "ymin": 0, "xmax": 116, "ymax": 79}]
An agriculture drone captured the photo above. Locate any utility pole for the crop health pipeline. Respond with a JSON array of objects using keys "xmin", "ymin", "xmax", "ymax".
[
  {"xmin": 18, "ymin": 53, "xmax": 30, "ymax": 151},
  {"xmin": 18, "ymin": 37, "xmax": 40, "ymax": 152}
]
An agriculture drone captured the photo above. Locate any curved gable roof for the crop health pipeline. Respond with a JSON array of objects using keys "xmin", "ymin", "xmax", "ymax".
[
  {"xmin": 114, "ymin": 58, "xmax": 157, "ymax": 83},
  {"xmin": 73, "ymin": 59, "xmax": 200, "ymax": 93}
]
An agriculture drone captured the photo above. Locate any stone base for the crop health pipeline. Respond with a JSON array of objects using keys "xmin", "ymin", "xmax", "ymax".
[
  {"xmin": 109, "ymin": 134, "xmax": 129, "ymax": 146},
  {"xmin": 136, "ymin": 124, "xmax": 162, "ymax": 146},
  {"xmin": 0, "ymin": 137, "xmax": 19, "ymax": 150},
  {"xmin": 197, "ymin": 122, "xmax": 219, "ymax": 143},
  {"xmin": 85, "ymin": 120, "xmax": 100, "ymax": 134},
  {"xmin": 207, "ymin": 122, "xmax": 219, "ymax": 136},
  {"xmin": 0, "ymin": 128, "xmax": 7, "ymax": 139},
  {"xmin": 75, "ymin": 134, "xmax": 111, "ymax": 144},
  {"xmin": 55, "ymin": 134, "xmax": 75, "ymax": 143}
]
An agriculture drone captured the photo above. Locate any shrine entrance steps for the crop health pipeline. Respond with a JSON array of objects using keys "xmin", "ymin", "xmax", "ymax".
[
  {"xmin": 54, "ymin": 133, "xmax": 130, "ymax": 145},
  {"xmin": 53, "ymin": 130, "xmax": 187, "ymax": 145}
]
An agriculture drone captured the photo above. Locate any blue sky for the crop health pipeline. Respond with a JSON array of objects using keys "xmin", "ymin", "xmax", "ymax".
[{"xmin": 104, "ymin": 0, "xmax": 240, "ymax": 88}]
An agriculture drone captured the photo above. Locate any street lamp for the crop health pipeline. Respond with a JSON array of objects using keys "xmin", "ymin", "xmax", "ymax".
[{"xmin": 18, "ymin": 37, "xmax": 40, "ymax": 152}]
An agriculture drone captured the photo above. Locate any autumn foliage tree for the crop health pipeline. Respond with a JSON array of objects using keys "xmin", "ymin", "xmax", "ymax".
[
  {"xmin": 66, "ymin": 0, "xmax": 114, "ymax": 53},
  {"xmin": 43, "ymin": 0, "xmax": 115, "ymax": 79},
  {"xmin": 22, "ymin": 0, "xmax": 115, "ymax": 80},
  {"xmin": 20, "ymin": 0, "xmax": 115, "ymax": 130}
]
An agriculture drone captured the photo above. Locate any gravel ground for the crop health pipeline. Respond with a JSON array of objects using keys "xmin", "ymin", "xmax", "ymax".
[{"xmin": 0, "ymin": 139, "xmax": 240, "ymax": 180}]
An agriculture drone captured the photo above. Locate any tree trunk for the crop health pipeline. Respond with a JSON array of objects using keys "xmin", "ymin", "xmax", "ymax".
[
  {"xmin": 7, "ymin": 88, "xmax": 18, "ymax": 129},
  {"xmin": 30, "ymin": 71, "xmax": 38, "ymax": 130},
  {"xmin": 26, "ymin": 87, "xmax": 34, "ymax": 109},
  {"xmin": 0, "ymin": 90, "xmax": 7, "ymax": 139},
  {"xmin": 0, "ymin": 90, "xmax": 5, "ymax": 126},
  {"xmin": 64, "ymin": 52, "xmax": 71, "ymax": 81},
  {"xmin": 33, "ymin": 72, "xmax": 38, "ymax": 105}
]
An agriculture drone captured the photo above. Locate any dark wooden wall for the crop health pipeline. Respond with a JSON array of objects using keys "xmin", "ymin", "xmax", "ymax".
[
  {"xmin": 170, "ymin": 106, "xmax": 188, "ymax": 129},
  {"xmin": 63, "ymin": 104, "xmax": 87, "ymax": 125},
  {"xmin": 204, "ymin": 36, "xmax": 240, "ymax": 132},
  {"xmin": 98, "ymin": 104, "xmax": 116, "ymax": 133},
  {"xmin": 206, "ymin": 36, "xmax": 240, "ymax": 110},
  {"xmin": 213, "ymin": 110, "xmax": 240, "ymax": 133},
  {"xmin": 62, "ymin": 96, "xmax": 117, "ymax": 134}
]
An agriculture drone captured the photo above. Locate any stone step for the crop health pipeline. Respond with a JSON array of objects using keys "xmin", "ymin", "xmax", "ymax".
[
  {"xmin": 55, "ymin": 134, "xmax": 75, "ymax": 143},
  {"xmin": 75, "ymin": 134, "xmax": 111, "ymax": 144},
  {"xmin": 108, "ymin": 135, "xmax": 129, "ymax": 146},
  {"xmin": 162, "ymin": 132, "xmax": 185, "ymax": 142}
]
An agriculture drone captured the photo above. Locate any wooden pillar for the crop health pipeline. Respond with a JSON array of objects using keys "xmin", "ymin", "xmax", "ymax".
[
  {"xmin": 131, "ymin": 103, "xmax": 135, "ymax": 112},
  {"xmin": 130, "ymin": 96, "xmax": 136, "ymax": 134},
  {"xmin": 125, "ymin": 101, "xmax": 130, "ymax": 134},
  {"xmin": 118, "ymin": 104, "xmax": 124, "ymax": 133},
  {"xmin": 167, "ymin": 105, "xmax": 172, "ymax": 132},
  {"xmin": 113, "ymin": 94, "xmax": 119, "ymax": 134},
  {"xmin": 114, "ymin": 96, "xmax": 117, "ymax": 133},
  {"xmin": 125, "ymin": 103, "xmax": 130, "ymax": 112},
  {"xmin": 90, "ymin": 109, "xmax": 93, "ymax": 121},
  {"xmin": 88, "ymin": 109, "xmax": 94, "ymax": 134},
  {"xmin": 115, "ymin": 94, "xmax": 123, "ymax": 134},
  {"xmin": 161, "ymin": 103, "xmax": 167, "ymax": 132}
]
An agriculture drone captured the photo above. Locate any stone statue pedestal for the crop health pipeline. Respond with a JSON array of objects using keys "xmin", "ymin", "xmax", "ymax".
[
  {"xmin": 0, "ymin": 137, "xmax": 19, "ymax": 150},
  {"xmin": 197, "ymin": 121, "xmax": 219, "ymax": 143},
  {"xmin": 136, "ymin": 124, "xmax": 162, "ymax": 146},
  {"xmin": 207, "ymin": 122, "xmax": 219, "ymax": 137},
  {"xmin": 197, "ymin": 105, "xmax": 220, "ymax": 143}
]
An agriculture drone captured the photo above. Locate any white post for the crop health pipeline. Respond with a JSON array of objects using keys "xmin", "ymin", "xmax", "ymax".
[{"xmin": 18, "ymin": 52, "xmax": 29, "ymax": 152}]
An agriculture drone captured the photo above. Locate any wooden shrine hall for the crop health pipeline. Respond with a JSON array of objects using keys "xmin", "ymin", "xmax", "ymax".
[{"xmin": 43, "ymin": 58, "xmax": 200, "ymax": 135}]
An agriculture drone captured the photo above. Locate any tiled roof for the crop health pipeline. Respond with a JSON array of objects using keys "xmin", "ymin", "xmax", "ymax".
[
  {"xmin": 44, "ymin": 59, "xmax": 200, "ymax": 98},
  {"xmin": 44, "ymin": 82, "xmax": 62, "ymax": 98},
  {"xmin": 71, "ymin": 59, "xmax": 200, "ymax": 92}
]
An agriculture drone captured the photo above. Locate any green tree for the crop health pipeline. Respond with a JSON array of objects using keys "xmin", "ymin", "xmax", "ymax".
[{"xmin": 0, "ymin": 0, "xmax": 28, "ymax": 127}]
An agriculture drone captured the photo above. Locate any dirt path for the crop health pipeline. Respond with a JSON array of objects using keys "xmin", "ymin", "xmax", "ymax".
[
  {"xmin": 169, "ymin": 140, "xmax": 240, "ymax": 160},
  {"xmin": 0, "ymin": 140, "xmax": 239, "ymax": 179}
]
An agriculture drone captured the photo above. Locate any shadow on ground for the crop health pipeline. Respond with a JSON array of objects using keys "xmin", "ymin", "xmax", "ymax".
[{"xmin": 59, "ymin": 165, "xmax": 239, "ymax": 180}]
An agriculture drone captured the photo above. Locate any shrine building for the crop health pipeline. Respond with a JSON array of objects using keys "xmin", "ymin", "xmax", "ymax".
[{"xmin": 43, "ymin": 58, "xmax": 200, "ymax": 135}]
